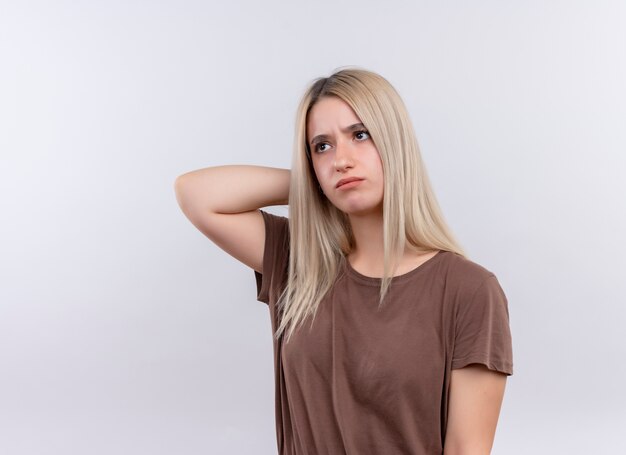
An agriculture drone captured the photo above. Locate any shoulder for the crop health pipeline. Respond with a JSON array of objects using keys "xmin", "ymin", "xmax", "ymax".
[
  {"xmin": 260, "ymin": 210, "xmax": 290, "ymax": 241},
  {"xmin": 436, "ymin": 253, "xmax": 511, "ymax": 336},
  {"xmin": 260, "ymin": 209, "xmax": 289, "ymax": 226},
  {"xmin": 437, "ymin": 250, "xmax": 499, "ymax": 297},
  {"xmin": 258, "ymin": 210, "xmax": 291, "ymax": 274}
]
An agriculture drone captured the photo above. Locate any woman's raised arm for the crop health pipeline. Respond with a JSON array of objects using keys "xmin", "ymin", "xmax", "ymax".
[{"xmin": 174, "ymin": 165, "xmax": 290, "ymax": 273}]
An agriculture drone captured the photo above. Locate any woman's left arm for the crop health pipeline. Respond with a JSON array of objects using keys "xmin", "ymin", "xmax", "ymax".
[{"xmin": 443, "ymin": 364, "xmax": 508, "ymax": 455}]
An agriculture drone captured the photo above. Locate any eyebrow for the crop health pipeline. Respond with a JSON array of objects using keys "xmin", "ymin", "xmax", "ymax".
[{"xmin": 309, "ymin": 123, "xmax": 367, "ymax": 146}]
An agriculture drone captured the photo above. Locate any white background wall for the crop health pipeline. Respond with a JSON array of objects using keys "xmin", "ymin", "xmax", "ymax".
[{"xmin": 1, "ymin": 1, "xmax": 625, "ymax": 453}]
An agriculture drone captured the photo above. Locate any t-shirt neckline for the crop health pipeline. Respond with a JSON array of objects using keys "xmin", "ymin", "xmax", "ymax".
[{"xmin": 343, "ymin": 250, "xmax": 446, "ymax": 286}]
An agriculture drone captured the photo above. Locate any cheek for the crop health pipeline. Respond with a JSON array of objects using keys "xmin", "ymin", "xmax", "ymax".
[
  {"xmin": 310, "ymin": 160, "xmax": 320, "ymax": 178},
  {"xmin": 370, "ymin": 153, "xmax": 384, "ymax": 177},
  {"xmin": 312, "ymin": 158, "xmax": 328, "ymax": 178},
  {"xmin": 310, "ymin": 160, "xmax": 325, "ymax": 186}
]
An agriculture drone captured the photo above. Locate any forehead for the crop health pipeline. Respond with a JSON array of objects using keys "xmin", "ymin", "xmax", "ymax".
[{"xmin": 306, "ymin": 97, "xmax": 361, "ymax": 138}]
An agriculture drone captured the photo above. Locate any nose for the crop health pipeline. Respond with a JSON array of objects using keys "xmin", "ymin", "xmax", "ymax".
[{"xmin": 333, "ymin": 138, "xmax": 355, "ymax": 172}]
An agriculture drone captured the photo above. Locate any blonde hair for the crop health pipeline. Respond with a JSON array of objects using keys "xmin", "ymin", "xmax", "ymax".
[{"xmin": 274, "ymin": 66, "xmax": 466, "ymax": 343}]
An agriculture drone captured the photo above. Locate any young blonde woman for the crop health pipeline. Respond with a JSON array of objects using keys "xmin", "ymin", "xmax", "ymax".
[{"xmin": 174, "ymin": 68, "xmax": 514, "ymax": 455}]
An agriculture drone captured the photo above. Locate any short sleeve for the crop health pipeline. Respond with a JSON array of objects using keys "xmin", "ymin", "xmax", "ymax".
[
  {"xmin": 452, "ymin": 274, "xmax": 514, "ymax": 375},
  {"xmin": 254, "ymin": 209, "xmax": 290, "ymax": 305}
]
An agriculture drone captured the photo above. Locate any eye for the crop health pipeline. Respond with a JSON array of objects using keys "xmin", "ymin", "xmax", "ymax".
[
  {"xmin": 355, "ymin": 130, "xmax": 370, "ymax": 141},
  {"xmin": 313, "ymin": 130, "xmax": 370, "ymax": 154},
  {"xmin": 315, "ymin": 143, "xmax": 330, "ymax": 153}
]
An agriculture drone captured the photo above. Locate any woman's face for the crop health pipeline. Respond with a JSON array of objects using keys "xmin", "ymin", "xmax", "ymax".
[{"xmin": 306, "ymin": 96, "xmax": 384, "ymax": 216}]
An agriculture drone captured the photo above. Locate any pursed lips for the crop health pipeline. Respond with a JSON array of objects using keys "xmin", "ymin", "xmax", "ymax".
[{"xmin": 336, "ymin": 177, "xmax": 364, "ymax": 188}]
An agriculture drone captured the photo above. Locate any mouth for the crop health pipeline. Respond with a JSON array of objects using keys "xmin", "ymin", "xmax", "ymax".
[{"xmin": 336, "ymin": 177, "xmax": 364, "ymax": 188}]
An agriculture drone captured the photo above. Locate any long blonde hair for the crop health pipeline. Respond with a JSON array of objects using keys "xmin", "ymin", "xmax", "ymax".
[{"xmin": 274, "ymin": 67, "xmax": 466, "ymax": 343}]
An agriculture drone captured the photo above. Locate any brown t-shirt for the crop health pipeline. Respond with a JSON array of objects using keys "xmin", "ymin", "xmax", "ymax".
[{"xmin": 254, "ymin": 210, "xmax": 513, "ymax": 455}]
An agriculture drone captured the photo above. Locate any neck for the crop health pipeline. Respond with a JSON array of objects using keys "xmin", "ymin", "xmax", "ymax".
[
  {"xmin": 346, "ymin": 211, "xmax": 436, "ymax": 277},
  {"xmin": 347, "ymin": 211, "xmax": 385, "ymax": 265}
]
